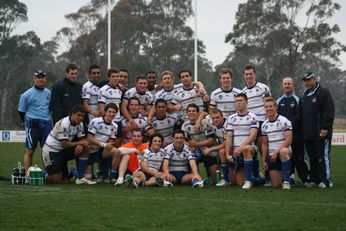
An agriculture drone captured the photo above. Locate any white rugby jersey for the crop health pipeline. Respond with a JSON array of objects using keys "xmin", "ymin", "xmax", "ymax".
[
  {"xmin": 170, "ymin": 85, "xmax": 204, "ymax": 120},
  {"xmin": 210, "ymin": 87, "xmax": 241, "ymax": 118},
  {"xmin": 42, "ymin": 116, "xmax": 85, "ymax": 152},
  {"xmin": 82, "ymin": 81, "xmax": 100, "ymax": 121},
  {"xmin": 154, "ymin": 84, "xmax": 183, "ymax": 104},
  {"xmin": 164, "ymin": 143, "xmax": 195, "ymax": 172},
  {"xmin": 88, "ymin": 117, "xmax": 118, "ymax": 153},
  {"xmin": 120, "ymin": 114, "xmax": 147, "ymax": 139},
  {"xmin": 205, "ymin": 115, "xmax": 227, "ymax": 144},
  {"xmin": 226, "ymin": 112, "xmax": 259, "ymax": 149},
  {"xmin": 98, "ymin": 84, "xmax": 122, "ymax": 120},
  {"xmin": 261, "ymin": 115, "xmax": 292, "ymax": 155},
  {"xmin": 145, "ymin": 113, "xmax": 178, "ymax": 144},
  {"xmin": 123, "ymin": 87, "xmax": 154, "ymax": 108},
  {"xmin": 242, "ymin": 82, "xmax": 271, "ymax": 121},
  {"xmin": 181, "ymin": 119, "xmax": 215, "ymax": 143},
  {"xmin": 141, "ymin": 148, "xmax": 165, "ymax": 172}
]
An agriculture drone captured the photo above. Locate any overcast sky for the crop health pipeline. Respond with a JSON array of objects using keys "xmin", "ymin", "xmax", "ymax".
[{"xmin": 14, "ymin": 0, "xmax": 346, "ymax": 70}]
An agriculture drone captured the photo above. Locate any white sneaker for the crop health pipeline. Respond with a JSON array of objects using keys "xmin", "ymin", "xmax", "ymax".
[
  {"xmin": 242, "ymin": 181, "xmax": 252, "ymax": 189},
  {"xmin": 75, "ymin": 177, "xmax": 97, "ymax": 185},
  {"xmin": 282, "ymin": 182, "xmax": 291, "ymax": 190},
  {"xmin": 132, "ymin": 180, "xmax": 139, "ymax": 188},
  {"xmin": 318, "ymin": 182, "xmax": 327, "ymax": 189},
  {"xmin": 114, "ymin": 178, "xmax": 124, "ymax": 186},
  {"xmin": 163, "ymin": 180, "xmax": 174, "ymax": 188},
  {"xmin": 103, "ymin": 179, "xmax": 111, "ymax": 184},
  {"xmin": 95, "ymin": 176, "xmax": 103, "ymax": 183},
  {"xmin": 216, "ymin": 179, "xmax": 230, "ymax": 187}
]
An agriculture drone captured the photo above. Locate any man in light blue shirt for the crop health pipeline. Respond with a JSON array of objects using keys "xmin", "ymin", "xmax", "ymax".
[{"xmin": 18, "ymin": 70, "xmax": 52, "ymax": 171}]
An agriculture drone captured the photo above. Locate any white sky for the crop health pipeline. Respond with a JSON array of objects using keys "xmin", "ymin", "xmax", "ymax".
[{"xmin": 14, "ymin": 0, "xmax": 346, "ymax": 70}]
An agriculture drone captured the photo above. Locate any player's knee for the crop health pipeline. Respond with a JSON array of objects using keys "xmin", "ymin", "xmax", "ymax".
[{"xmin": 279, "ymin": 148, "xmax": 289, "ymax": 160}]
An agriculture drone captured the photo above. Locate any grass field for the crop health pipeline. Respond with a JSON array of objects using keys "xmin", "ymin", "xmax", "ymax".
[{"xmin": 0, "ymin": 143, "xmax": 346, "ymax": 231}]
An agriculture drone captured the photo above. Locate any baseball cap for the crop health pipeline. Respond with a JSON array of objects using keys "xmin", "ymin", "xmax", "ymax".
[
  {"xmin": 302, "ymin": 71, "xmax": 316, "ymax": 80},
  {"xmin": 34, "ymin": 70, "xmax": 46, "ymax": 77}
]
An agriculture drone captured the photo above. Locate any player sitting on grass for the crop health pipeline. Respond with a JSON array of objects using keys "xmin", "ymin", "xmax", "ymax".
[
  {"xmin": 157, "ymin": 129, "xmax": 211, "ymax": 188},
  {"xmin": 86, "ymin": 103, "xmax": 122, "ymax": 183},
  {"xmin": 261, "ymin": 98, "xmax": 292, "ymax": 190},
  {"xmin": 129, "ymin": 134, "xmax": 167, "ymax": 188},
  {"xmin": 41, "ymin": 105, "xmax": 95, "ymax": 185},
  {"xmin": 114, "ymin": 129, "xmax": 148, "ymax": 186}
]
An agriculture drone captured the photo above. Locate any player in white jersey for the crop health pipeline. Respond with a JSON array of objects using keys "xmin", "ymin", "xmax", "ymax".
[
  {"xmin": 160, "ymin": 130, "xmax": 210, "ymax": 187},
  {"xmin": 146, "ymin": 99, "xmax": 178, "ymax": 147},
  {"xmin": 225, "ymin": 93, "xmax": 259, "ymax": 189},
  {"xmin": 41, "ymin": 105, "xmax": 95, "ymax": 185},
  {"xmin": 98, "ymin": 68, "xmax": 123, "ymax": 121},
  {"xmin": 182, "ymin": 103, "xmax": 218, "ymax": 184},
  {"xmin": 241, "ymin": 64, "xmax": 271, "ymax": 179},
  {"xmin": 121, "ymin": 75, "xmax": 154, "ymax": 118},
  {"xmin": 210, "ymin": 68, "xmax": 241, "ymax": 118},
  {"xmin": 203, "ymin": 110, "xmax": 230, "ymax": 186},
  {"xmin": 87, "ymin": 103, "xmax": 122, "ymax": 183},
  {"xmin": 170, "ymin": 69, "xmax": 209, "ymax": 121},
  {"xmin": 120, "ymin": 96, "xmax": 148, "ymax": 143},
  {"xmin": 130, "ymin": 134, "xmax": 167, "ymax": 187},
  {"xmin": 82, "ymin": 64, "xmax": 101, "ymax": 122},
  {"xmin": 261, "ymin": 98, "xmax": 292, "ymax": 189}
]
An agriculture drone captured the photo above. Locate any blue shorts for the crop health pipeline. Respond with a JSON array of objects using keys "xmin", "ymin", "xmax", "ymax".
[
  {"xmin": 88, "ymin": 149, "xmax": 103, "ymax": 165},
  {"xmin": 171, "ymin": 171, "xmax": 188, "ymax": 184},
  {"xmin": 268, "ymin": 156, "xmax": 282, "ymax": 171},
  {"xmin": 25, "ymin": 118, "xmax": 52, "ymax": 150},
  {"xmin": 42, "ymin": 148, "xmax": 76, "ymax": 178}
]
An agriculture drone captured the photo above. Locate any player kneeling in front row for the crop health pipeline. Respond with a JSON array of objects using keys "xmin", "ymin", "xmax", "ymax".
[
  {"xmin": 261, "ymin": 98, "xmax": 292, "ymax": 189},
  {"xmin": 86, "ymin": 103, "xmax": 122, "ymax": 183},
  {"xmin": 131, "ymin": 134, "xmax": 168, "ymax": 187},
  {"xmin": 225, "ymin": 93, "xmax": 259, "ymax": 189},
  {"xmin": 159, "ymin": 129, "xmax": 211, "ymax": 188},
  {"xmin": 41, "ymin": 105, "xmax": 95, "ymax": 184}
]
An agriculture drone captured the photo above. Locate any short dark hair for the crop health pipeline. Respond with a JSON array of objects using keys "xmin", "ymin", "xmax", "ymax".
[
  {"xmin": 65, "ymin": 64, "xmax": 78, "ymax": 73},
  {"xmin": 155, "ymin": 99, "xmax": 167, "ymax": 107},
  {"xmin": 136, "ymin": 74, "xmax": 147, "ymax": 83},
  {"xmin": 219, "ymin": 68, "xmax": 233, "ymax": 79},
  {"xmin": 187, "ymin": 103, "xmax": 200, "ymax": 113},
  {"xmin": 129, "ymin": 96, "xmax": 140, "ymax": 105},
  {"xmin": 178, "ymin": 69, "xmax": 192, "ymax": 78},
  {"xmin": 88, "ymin": 64, "xmax": 101, "ymax": 74},
  {"xmin": 132, "ymin": 128, "xmax": 143, "ymax": 136},
  {"xmin": 107, "ymin": 68, "xmax": 119, "ymax": 77},
  {"xmin": 105, "ymin": 103, "xmax": 118, "ymax": 113},
  {"xmin": 146, "ymin": 71, "xmax": 157, "ymax": 76},
  {"xmin": 236, "ymin": 93, "xmax": 248, "ymax": 101},
  {"xmin": 242, "ymin": 64, "xmax": 256, "ymax": 74},
  {"xmin": 119, "ymin": 69, "xmax": 128, "ymax": 73},
  {"xmin": 173, "ymin": 129, "xmax": 185, "ymax": 138},
  {"xmin": 71, "ymin": 104, "xmax": 85, "ymax": 115},
  {"xmin": 149, "ymin": 133, "xmax": 163, "ymax": 147}
]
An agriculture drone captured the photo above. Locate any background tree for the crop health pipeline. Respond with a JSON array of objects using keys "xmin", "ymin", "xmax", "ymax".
[
  {"xmin": 56, "ymin": 0, "xmax": 213, "ymax": 86},
  {"xmin": 0, "ymin": 0, "xmax": 58, "ymax": 127},
  {"xmin": 220, "ymin": 0, "xmax": 346, "ymax": 100}
]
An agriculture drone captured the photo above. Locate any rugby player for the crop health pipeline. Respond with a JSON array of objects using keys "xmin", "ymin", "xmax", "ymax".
[
  {"xmin": 225, "ymin": 93, "xmax": 259, "ymax": 189},
  {"xmin": 41, "ymin": 105, "xmax": 95, "ymax": 184},
  {"xmin": 209, "ymin": 68, "xmax": 241, "ymax": 119},
  {"xmin": 261, "ymin": 98, "xmax": 292, "ymax": 189}
]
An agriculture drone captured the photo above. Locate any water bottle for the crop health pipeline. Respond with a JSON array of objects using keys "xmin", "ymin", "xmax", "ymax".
[{"xmin": 216, "ymin": 170, "xmax": 221, "ymax": 184}]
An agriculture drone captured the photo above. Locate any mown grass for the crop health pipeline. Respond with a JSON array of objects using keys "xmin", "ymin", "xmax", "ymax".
[{"xmin": 0, "ymin": 143, "xmax": 345, "ymax": 231}]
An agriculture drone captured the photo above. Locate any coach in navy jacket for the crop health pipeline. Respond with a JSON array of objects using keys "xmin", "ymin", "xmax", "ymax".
[
  {"xmin": 301, "ymin": 72, "xmax": 335, "ymax": 188},
  {"xmin": 277, "ymin": 77, "xmax": 309, "ymax": 184}
]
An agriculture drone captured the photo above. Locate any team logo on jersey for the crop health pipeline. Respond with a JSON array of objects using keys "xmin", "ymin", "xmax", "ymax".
[
  {"xmin": 181, "ymin": 93, "xmax": 185, "ymax": 98},
  {"xmin": 312, "ymin": 97, "xmax": 317, "ymax": 103},
  {"xmin": 264, "ymin": 125, "xmax": 268, "ymax": 129},
  {"xmin": 153, "ymin": 123, "xmax": 157, "ymax": 128},
  {"xmin": 218, "ymin": 95, "xmax": 223, "ymax": 99},
  {"xmin": 232, "ymin": 117, "xmax": 237, "ymax": 122},
  {"xmin": 290, "ymin": 102, "xmax": 296, "ymax": 107}
]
